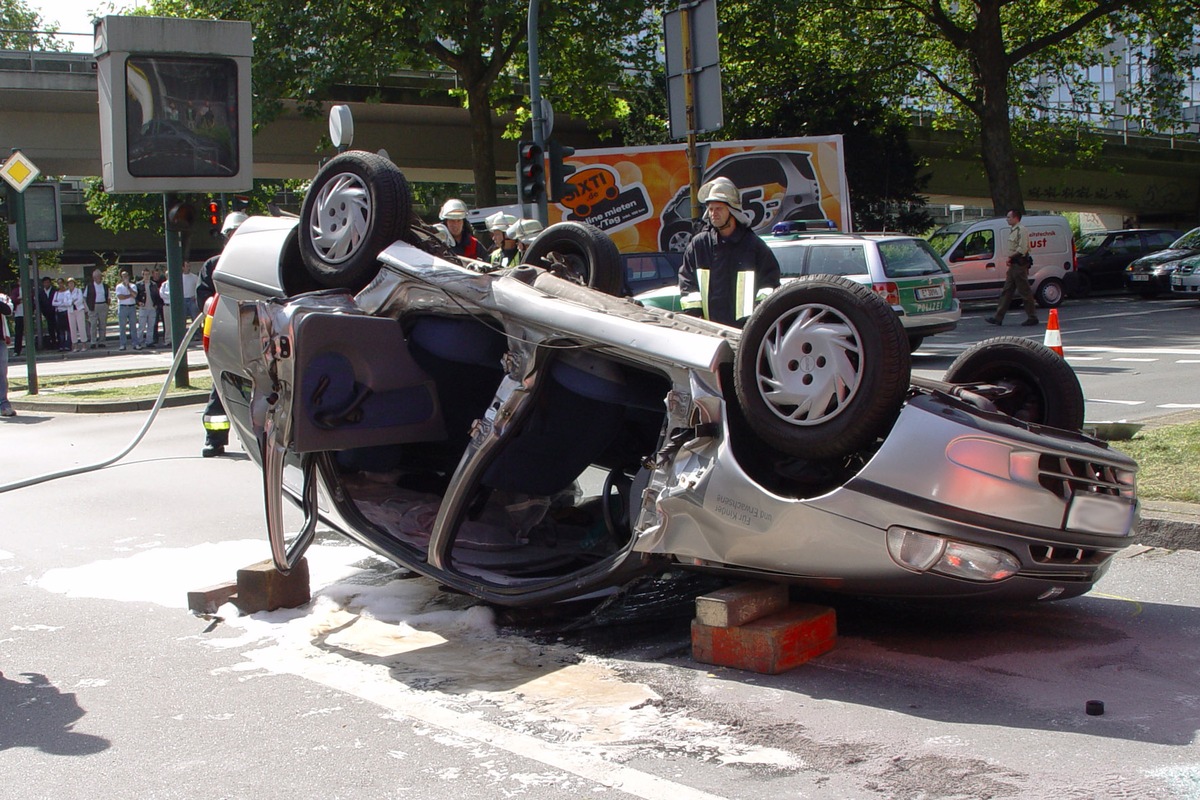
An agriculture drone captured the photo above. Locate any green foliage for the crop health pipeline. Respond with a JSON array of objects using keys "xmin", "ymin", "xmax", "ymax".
[
  {"xmin": 1119, "ymin": 422, "xmax": 1200, "ymax": 503},
  {"xmin": 0, "ymin": 0, "xmax": 68, "ymax": 50},
  {"xmin": 83, "ymin": 177, "xmax": 301, "ymax": 236}
]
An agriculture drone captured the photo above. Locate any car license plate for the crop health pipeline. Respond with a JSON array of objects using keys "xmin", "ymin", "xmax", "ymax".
[
  {"xmin": 916, "ymin": 285, "xmax": 945, "ymax": 300},
  {"xmin": 1130, "ymin": 274, "xmax": 1150, "ymax": 281},
  {"xmin": 1172, "ymin": 278, "xmax": 1183, "ymax": 287}
]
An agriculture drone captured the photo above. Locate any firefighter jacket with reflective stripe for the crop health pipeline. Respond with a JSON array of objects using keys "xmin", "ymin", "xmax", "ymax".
[{"xmin": 678, "ymin": 221, "xmax": 780, "ymax": 325}]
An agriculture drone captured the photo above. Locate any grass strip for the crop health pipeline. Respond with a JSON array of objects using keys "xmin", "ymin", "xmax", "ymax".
[{"xmin": 1116, "ymin": 421, "xmax": 1200, "ymax": 503}]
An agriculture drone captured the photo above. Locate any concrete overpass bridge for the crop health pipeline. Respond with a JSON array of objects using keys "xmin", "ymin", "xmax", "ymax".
[{"xmin": 2, "ymin": 48, "xmax": 1198, "ymax": 269}]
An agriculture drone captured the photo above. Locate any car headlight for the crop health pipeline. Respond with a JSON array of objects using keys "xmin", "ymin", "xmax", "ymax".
[{"xmin": 887, "ymin": 527, "xmax": 1020, "ymax": 582}]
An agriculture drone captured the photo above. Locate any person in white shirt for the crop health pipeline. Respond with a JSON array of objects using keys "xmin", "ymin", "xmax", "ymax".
[
  {"xmin": 159, "ymin": 278, "xmax": 172, "ymax": 348},
  {"xmin": 0, "ymin": 289, "xmax": 14, "ymax": 416},
  {"xmin": 113, "ymin": 270, "xmax": 140, "ymax": 351},
  {"xmin": 64, "ymin": 277, "xmax": 87, "ymax": 351},
  {"xmin": 181, "ymin": 262, "xmax": 201, "ymax": 323},
  {"xmin": 52, "ymin": 278, "xmax": 73, "ymax": 351}
]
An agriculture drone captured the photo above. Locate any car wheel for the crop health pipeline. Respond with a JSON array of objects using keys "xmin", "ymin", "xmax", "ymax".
[
  {"xmin": 907, "ymin": 335, "xmax": 924, "ymax": 353},
  {"xmin": 1066, "ymin": 272, "xmax": 1091, "ymax": 299},
  {"xmin": 1035, "ymin": 277, "xmax": 1065, "ymax": 308},
  {"xmin": 734, "ymin": 275, "xmax": 912, "ymax": 460},
  {"xmin": 299, "ymin": 150, "xmax": 412, "ymax": 291},
  {"xmin": 660, "ymin": 221, "xmax": 695, "ymax": 253},
  {"xmin": 521, "ymin": 221, "xmax": 624, "ymax": 295},
  {"xmin": 943, "ymin": 336, "xmax": 1085, "ymax": 430}
]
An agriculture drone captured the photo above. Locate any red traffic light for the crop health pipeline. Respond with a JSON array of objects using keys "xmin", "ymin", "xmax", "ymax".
[{"xmin": 207, "ymin": 201, "xmax": 220, "ymax": 227}]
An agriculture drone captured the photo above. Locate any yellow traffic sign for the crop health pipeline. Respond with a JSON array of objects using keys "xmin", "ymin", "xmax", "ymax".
[{"xmin": 1, "ymin": 151, "xmax": 41, "ymax": 192}]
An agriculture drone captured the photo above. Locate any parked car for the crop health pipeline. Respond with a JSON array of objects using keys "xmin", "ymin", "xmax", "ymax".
[
  {"xmin": 620, "ymin": 251, "xmax": 681, "ymax": 296},
  {"xmin": 1073, "ymin": 229, "xmax": 1180, "ymax": 295},
  {"xmin": 928, "ymin": 215, "xmax": 1075, "ymax": 308},
  {"xmin": 1169, "ymin": 254, "xmax": 1200, "ymax": 297},
  {"xmin": 1124, "ymin": 227, "xmax": 1200, "ymax": 297},
  {"xmin": 635, "ymin": 232, "xmax": 960, "ymax": 352},
  {"xmin": 203, "ymin": 150, "xmax": 1138, "ymax": 609},
  {"xmin": 658, "ymin": 151, "xmax": 826, "ymax": 252}
]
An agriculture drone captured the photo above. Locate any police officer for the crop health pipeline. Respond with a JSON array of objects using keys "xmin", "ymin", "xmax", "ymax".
[
  {"xmin": 197, "ymin": 211, "xmax": 247, "ymax": 457},
  {"xmin": 678, "ymin": 177, "xmax": 780, "ymax": 326}
]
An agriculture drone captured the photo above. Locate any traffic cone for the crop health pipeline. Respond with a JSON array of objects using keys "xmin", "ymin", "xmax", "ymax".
[{"xmin": 1043, "ymin": 308, "xmax": 1064, "ymax": 357}]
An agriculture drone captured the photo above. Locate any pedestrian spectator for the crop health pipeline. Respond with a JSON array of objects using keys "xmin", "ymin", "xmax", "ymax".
[
  {"xmin": 678, "ymin": 177, "xmax": 780, "ymax": 326},
  {"xmin": 181, "ymin": 262, "xmax": 201, "ymax": 324},
  {"xmin": 0, "ymin": 287, "xmax": 14, "ymax": 417},
  {"xmin": 985, "ymin": 209, "xmax": 1039, "ymax": 327},
  {"xmin": 135, "ymin": 268, "xmax": 160, "ymax": 349},
  {"xmin": 113, "ymin": 269, "xmax": 140, "ymax": 351},
  {"xmin": 10, "ymin": 282, "xmax": 24, "ymax": 357},
  {"xmin": 439, "ymin": 199, "xmax": 489, "ymax": 260},
  {"xmin": 52, "ymin": 278, "xmax": 72, "ymax": 351},
  {"xmin": 197, "ymin": 211, "xmax": 247, "ymax": 456},
  {"xmin": 159, "ymin": 278, "xmax": 172, "ymax": 349},
  {"xmin": 85, "ymin": 268, "xmax": 110, "ymax": 348},
  {"xmin": 152, "ymin": 267, "xmax": 166, "ymax": 344},
  {"xmin": 486, "ymin": 212, "xmax": 520, "ymax": 269},
  {"xmin": 506, "ymin": 218, "xmax": 543, "ymax": 260},
  {"xmin": 37, "ymin": 276, "xmax": 58, "ymax": 351},
  {"xmin": 65, "ymin": 277, "xmax": 87, "ymax": 352}
]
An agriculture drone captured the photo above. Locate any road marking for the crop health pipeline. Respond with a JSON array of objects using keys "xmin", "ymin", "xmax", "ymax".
[
  {"xmin": 1111, "ymin": 357, "xmax": 1159, "ymax": 362},
  {"xmin": 1158, "ymin": 403, "xmax": 1200, "ymax": 409},
  {"xmin": 1064, "ymin": 356, "xmax": 1101, "ymax": 361},
  {"xmin": 1088, "ymin": 399, "xmax": 1145, "ymax": 406},
  {"xmin": 1068, "ymin": 346, "xmax": 1200, "ymax": 356},
  {"xmin": 1177, "ymin": 359, "xmax": 1200, "ymax": 364}
]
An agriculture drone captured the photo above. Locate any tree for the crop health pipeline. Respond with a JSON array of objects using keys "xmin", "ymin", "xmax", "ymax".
[
  {"xmin": 146, "ymin": 0, "xmax": 659, "ymax": 206},
  {"xmin": 773, "ymin": 0, "xmax": 1200, "ymax": 213},
  {"xmin": 717, "ymin": 4, "xmax": 930, "ymax": 232},
  {"xmin": 0, "ymin": 0, "xmax": 68, "ymax": 50}
]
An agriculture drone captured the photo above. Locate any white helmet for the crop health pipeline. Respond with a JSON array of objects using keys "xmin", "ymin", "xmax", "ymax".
[
  {"xmin": 697, "ymin": 177, "xmax": 742, "ymax": 211},
  {"xmin": 506, "ymin": 218, "xmax": 543, "ymax": 244},
  {"xmin": 431, "ymin": 223, "xmax": 456, "ymax": 248},
  {"xmin": 439, "ymin": 198, "xmax": 469, "ymax": 220},
  {"xmin": 485, "ymin": 211, "xmax": 518, "ymax": 233},
  {"xmin": 221, "ymin": 211, "xmax": 249, "ymax": 237}
]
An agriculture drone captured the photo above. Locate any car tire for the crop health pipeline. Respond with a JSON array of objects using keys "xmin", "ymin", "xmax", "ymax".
[
  {"xmin": 734, "ymin": 275, "xmax": 912, "ymax": 460},
  {"xmin": 943, "ymin": 336, "xmax": 1085, "ymax": 431},
  {"xmin": 907, "ymin": 335, "xmax": 924, "ymax": 353},
  {"xmin": 660, "ymin": 220, "xmax": 695, "ymax": 253},
  {"xmin": 521, "ymin": 221, "xmax": 624, "ymax": 295},
  {"xmin": 1035, "ymin": 277, "xmax": 1065, "ymax": 308},
  {"xmin": 299, "ymin": 150, "xmax": 412, "ymax": 291}
]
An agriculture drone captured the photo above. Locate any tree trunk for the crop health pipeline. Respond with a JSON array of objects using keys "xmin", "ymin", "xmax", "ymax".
[
  {"xmin": 973, "ymin": 3, "xmax": 1024, "ymax": 214},
  {"xmin": 466, "ymin": 80, "xmax": 498, "ymax": 207}
]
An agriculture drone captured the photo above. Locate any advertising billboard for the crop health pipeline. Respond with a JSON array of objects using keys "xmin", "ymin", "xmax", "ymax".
[{"xmin": 546, "ymin": 136, "xmax": 850, "ymax": 254}]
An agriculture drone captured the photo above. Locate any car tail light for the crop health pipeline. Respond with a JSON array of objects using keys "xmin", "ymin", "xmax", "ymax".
[
  {"xmin": 872, "ymin": 282, "xmax": 900, "ymax": 305},
  {"xmin": 202, "ymin": 293, "xmax": 218, "ymax": 353},
  {"xmin": 1070, "ymin": 237, "xmax": 1076, "ymax": 271}
]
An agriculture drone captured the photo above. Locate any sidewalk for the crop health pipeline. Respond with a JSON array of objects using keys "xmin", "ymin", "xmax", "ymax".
[{"xmin": 5, "ymin": 341, "xmax": 210, "ymax": 413}]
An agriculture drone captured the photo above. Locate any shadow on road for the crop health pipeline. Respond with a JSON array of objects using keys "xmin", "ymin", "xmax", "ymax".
[{"xmin": 0, "ymin": 671, "xmax": 110, "ymax": 755}]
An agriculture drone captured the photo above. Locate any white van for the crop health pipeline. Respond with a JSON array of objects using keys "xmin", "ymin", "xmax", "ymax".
[{"xmin": 928, "ymin": 215, "xmax": 1076, "ymax": 308}]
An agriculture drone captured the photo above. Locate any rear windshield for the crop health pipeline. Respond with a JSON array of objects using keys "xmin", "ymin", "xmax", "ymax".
[
  {"xmin": 877, "ymin": 239, "xmax": 950, "ymax": 278},
  {"xmin": 1172, "ymin": 227, "xmax": 1200, "ymax": 249}
]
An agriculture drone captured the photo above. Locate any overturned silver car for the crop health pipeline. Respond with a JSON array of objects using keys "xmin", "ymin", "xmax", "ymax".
[{"xmin": 205, "ymin": 151, "xmax": 1138, "ymax": 607}]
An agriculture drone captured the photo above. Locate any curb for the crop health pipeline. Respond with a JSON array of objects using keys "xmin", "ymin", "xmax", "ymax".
[
  {"xmin": 1133, "ymin": 501, "xmax": 1200, "ymax": 551},
  {"xmin": 9, "ymin": 391, "xmax": 209, "ymax": 414}
]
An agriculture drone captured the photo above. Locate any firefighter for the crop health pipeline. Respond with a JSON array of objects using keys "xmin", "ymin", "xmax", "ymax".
[
  {"xmin": 678, "ymin": 177, "xmax": 780, "ymax": 326},
  {"xmin": 439, "ymin": 198, "xmax": 488, "ymax": 260},
  {"xmin": 197, "ymin": 211, "xmax": 247, "ymax": 457},
  {"xmin": 487, "ymin": 212, "xmax": 520, "ymax": 269}
]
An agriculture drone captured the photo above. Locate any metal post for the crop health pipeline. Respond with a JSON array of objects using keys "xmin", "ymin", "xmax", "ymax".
[
  {"xmin": 8, "ymin": 183, "xmax": 38, "ymax": 393},
  {"xmin": 681, "ymin": 5, "xmax": 702, "ymax": 223},
  {"xmin": 527, "ymin": 0, "xmax": 548, "ymax": 225},
  {"xmin": 163, "ymin": 193, "xmax": 190, "ymax": 389}
]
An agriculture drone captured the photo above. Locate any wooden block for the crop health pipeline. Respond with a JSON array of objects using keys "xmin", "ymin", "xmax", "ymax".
[
  {"xmin": 692, "ymin": 603, "xmax": 836, "ymax": 674},
  {"xmin": 186, "ymin": 581, "xmax": 239, "ymax": 615},
  {"xmin": 235, "ymin": 557, "xmax": 311, "ymax": 613},
  {"xmin": 695, "ymin": 581, "xmax": 789, "ymax": 628}
]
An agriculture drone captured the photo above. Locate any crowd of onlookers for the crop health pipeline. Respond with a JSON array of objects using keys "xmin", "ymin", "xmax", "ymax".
[{"xmin": 4, "ymin": 263, "xmax": 202, "ymax": 357}]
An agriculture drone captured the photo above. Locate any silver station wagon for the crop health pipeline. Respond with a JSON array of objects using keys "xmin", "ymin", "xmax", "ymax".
[{"xmin": 203, "ymin": 151, "xmax": 1138, "ymax": 607}]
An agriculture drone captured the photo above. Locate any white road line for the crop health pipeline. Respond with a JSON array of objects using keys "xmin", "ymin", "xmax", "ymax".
[
  {"xmin": 1158, "ymin": 403, "xmax": 1200, "ymax": 409},
  {"xmin": 1088, "ymin": 399, "xmax": 1145, "ymax": 406},
  {"xmin": 247, "ymin": 648, "xmax": 733, "ymax": 800},
  {"xmin": 1068, "ymin": 305, "xmax": 1197, "ymax": 322},
  {"xmin": 1064, "ymin": 356, "xmax": 1101, "ymax": 361},
  {"xmin": 1068, "ymin": 346, "xmax": 1200, "ymax": 356},
  {"xmin": 1178, "ymin": 359, "xmax": 1200, "ymax": 364},
  {"xmin": 1111, "ymin": 357, "xmax": 1159, "ymax": 362}
]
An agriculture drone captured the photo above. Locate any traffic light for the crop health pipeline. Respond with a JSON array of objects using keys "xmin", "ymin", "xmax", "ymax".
[
  {"xmin": 547, "ymin": 139, "xmax": 576, "ymax": 203},
  {"xmin": 517, "ymin": 141, "xmax": 545, "ymax": 204},
  {"xmin": 207, "ymin": 199, "xmax": 221, "ymax": 237}
]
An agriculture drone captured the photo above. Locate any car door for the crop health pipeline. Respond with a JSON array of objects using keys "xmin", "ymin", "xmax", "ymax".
[{"xmin": 947, "ymin": 226, "xmax": 999, "ymax": 298}]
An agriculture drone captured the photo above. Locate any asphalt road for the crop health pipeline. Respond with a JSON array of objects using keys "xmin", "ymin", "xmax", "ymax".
[{"xmin": 2, "ymin": 399, "xmax": 1200, "ymax": 798}]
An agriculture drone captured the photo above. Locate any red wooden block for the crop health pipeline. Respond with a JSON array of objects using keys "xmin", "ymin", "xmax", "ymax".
[{"xmin": 692, "ymin": 603, "xmax": 836, "ymax": 674}]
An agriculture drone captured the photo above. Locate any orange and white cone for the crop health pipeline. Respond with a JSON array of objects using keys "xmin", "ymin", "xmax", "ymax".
[{"xmin": 1043, "ymin": 308, "xmax": 1064, "ymax": 357}]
